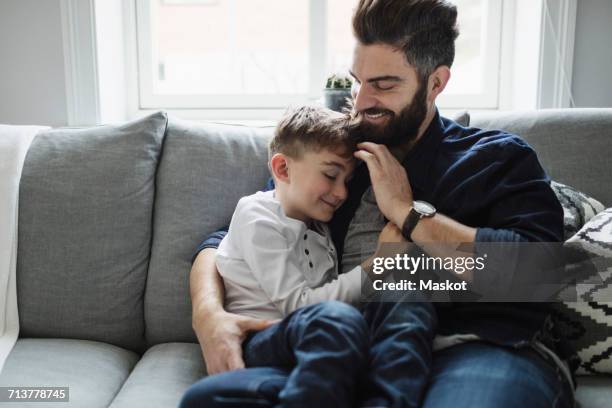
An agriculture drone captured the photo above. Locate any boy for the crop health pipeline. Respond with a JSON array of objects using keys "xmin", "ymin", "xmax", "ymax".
[
  {"xmin": 218, "ymin": 106, "xmax": 362, "ymax": 320},
  {"xmin": 181, "ymin": 106, "xmax": 433, "ymax": 408}
]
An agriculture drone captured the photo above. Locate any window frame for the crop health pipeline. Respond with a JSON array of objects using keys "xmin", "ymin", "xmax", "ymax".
[
  {"xmin": 437, "ymin": 0, "xmax": 503, "ymax": 109},
  {"xmin": 135, "ymin": 0, "xmax": 328, "ymax": 110},
  {"xmin": 131, "ymin": 0, "xmax": 504, "ymax": 117}
]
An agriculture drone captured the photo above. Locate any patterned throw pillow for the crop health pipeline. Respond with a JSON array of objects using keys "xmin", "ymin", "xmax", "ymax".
[
  {"xmin": 551, "ymin": 181, "xmax": 605, "ymax": 240},
  {"xmin": 552, "ymin": 208, "xmax": 612, "ymax": 375}
]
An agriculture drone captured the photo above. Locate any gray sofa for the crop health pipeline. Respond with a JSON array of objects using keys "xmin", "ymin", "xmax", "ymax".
[{"xmin": 1, "ymin": 109, "xmax": 610, "ymax": 407}]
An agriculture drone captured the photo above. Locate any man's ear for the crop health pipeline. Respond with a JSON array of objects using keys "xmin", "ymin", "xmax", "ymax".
[
  {"xmin": 427, "ymin": 65, "xmax": 451, "ymax": 104},
  {"xmin": 269, "ymin": 153, "xmax": 291, "ymax": 183}
]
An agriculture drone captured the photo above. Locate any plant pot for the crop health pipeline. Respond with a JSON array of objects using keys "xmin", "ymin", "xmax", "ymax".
[{"xmin": 323, "ymin": 89, "xmax": 352, "ymax": 112}]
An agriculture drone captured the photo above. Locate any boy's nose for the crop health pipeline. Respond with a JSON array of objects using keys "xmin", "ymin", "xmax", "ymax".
[{"xmin": 333, "ymin": 183, "xmax": 348, "ymax": 203}]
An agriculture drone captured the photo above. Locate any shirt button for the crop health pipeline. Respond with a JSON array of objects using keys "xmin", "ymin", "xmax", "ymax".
[
  {"xmin": 305, "ymin": 249, "xmax": 309, "ymax": 255},
  {"xmin": 309, "ymin": 262, "xmax": 313, "ymax": 268},
  {"xmin": 304, "ymin": 234, "xmax": 307, "ymax": 240}
]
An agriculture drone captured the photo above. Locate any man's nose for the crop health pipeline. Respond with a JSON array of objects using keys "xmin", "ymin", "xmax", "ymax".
[{"xmin": 352, "ymin": 82, "xmax": 376, "ymax": 113}]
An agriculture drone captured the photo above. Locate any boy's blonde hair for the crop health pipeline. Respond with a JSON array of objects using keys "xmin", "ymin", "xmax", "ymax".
[{"xmin": 269, "ymin": 106, "xmax": 355, "ymax": 160}]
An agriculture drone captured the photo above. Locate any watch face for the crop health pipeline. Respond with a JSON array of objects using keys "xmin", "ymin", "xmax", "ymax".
[{"xmin": 413, "ymin": 200, "xmax": 436, "ymax": 217}]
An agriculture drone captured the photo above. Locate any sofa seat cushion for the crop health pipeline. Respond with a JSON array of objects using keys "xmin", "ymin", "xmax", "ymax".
[
  {"xmin": 0, "ymin": 338, "xmax": 139, "ymax": 407},
  {"xmin": 108, "ymin": 343, "xmax": 206, "ymax": 408},
  {"xmin": 576, "ymin": 376, "xmax": 612, "ymax": 408}
]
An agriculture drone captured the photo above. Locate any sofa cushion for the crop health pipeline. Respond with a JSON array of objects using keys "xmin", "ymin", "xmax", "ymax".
[
  {"xmin": 17, "ymin": 112, "xmax": 167, "ymax": 352},
  {"xmin": 470, "ymin": 108, "xmax": 612, "ymax": 206},
  {"xmin": 0, "ymin": 338, "xmax": 139, "ymax": 407},
  {"xmin": 551, "ymin": 181, "xmax": 605, "ymax": 240},
  {"xmin": 109, "ymin": 343, "xmax": 206, "ymax": 408},
  {"xmin": 145, "ymin": 118, "xmax": 273, "ymax": 344},
  {"xmin": 452, "ymin": 110, "xmax": 470, "ymax": 127},
  {"xmin": 554, "ymin": 208, "xmax": 612, "ymax": 375}
]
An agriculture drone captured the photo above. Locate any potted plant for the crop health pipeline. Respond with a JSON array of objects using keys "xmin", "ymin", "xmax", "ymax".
[{"xmin": 323, "ymin": 73, "xmax": 353, "ymax": 112}]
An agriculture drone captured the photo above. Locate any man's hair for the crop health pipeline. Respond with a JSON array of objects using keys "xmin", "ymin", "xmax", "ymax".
[
  {"xmin": 270, "ymin": 106, "xmax": 355, "ymax": 160},
  {"xmin": 352, "ymin": 0, "xmax": 459, "ymax": 81}
]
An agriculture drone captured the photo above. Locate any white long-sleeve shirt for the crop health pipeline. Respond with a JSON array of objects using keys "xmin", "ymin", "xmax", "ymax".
[{"xmin": 216, "ymin": 190, "xmax": 362, "ymax": 320}]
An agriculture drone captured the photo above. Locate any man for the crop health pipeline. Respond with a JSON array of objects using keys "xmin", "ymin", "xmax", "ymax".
[{"xmin": 189, "ymin": 0, "xmax": 574, "ymax": 407}]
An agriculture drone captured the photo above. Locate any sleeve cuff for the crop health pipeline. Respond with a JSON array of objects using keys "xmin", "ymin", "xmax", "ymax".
[
  {"xmin": 340, "ymin": 265, "xmax": 364, "ymax": 303},
  {"xmin": 192, "ymin": 229, "xmax": 228, "ymax": 263},
  {"xmin": 475, "ymin": 227, "xmax": 527, "ymax": 243}
]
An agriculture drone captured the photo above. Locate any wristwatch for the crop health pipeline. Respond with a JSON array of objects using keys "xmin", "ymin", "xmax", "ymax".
[{"xmin": 401, "ymin": 200, "xmax": 437, "ymax": 241}]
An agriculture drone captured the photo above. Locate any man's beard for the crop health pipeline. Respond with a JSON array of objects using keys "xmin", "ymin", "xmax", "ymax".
[{"xmin": 347, "ymin": 81, "xmax": 428, "ymax": 148}]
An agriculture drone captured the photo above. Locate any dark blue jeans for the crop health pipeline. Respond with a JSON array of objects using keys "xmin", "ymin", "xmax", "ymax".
[
  {"xmin": 421, "ymin": 341, "xmax": 574, "ymax": 407},
  {"xmin": 180, "ymin": 342, "xmax": 574, "ymax": 408},
  {"xmin": 180, "ymin": 298, "xmax": 437, "ymax": 408}
]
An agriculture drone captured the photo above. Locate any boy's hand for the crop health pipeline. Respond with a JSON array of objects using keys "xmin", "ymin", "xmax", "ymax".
[
  {"xmin": 195, "ymin": 309, "xmax": 277, "ymax": 374},
  {"xmin": 375, "ymin": 222, "xmax": 407, "ymax": 273},
  {"xmin": 361, "ymin": 222, "xmax": 408, "ymax": 282},
  {"xmin": 377, "ymin": 221, "xmax": 406, "ymax": 244}
]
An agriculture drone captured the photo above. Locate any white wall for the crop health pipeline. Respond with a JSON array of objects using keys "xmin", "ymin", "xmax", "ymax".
[
  {"xmin": 0, "ymin": 0, "xmax": 68, "ymax": 126},
  {"xmin": 571, "ymin": 0, "xmax": 612, "ymax": 108}
]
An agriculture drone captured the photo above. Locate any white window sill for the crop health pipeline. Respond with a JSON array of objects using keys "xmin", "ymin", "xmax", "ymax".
[{"xmin": 128, "ymin": 108, "xmax": 505, "ymax": 127}]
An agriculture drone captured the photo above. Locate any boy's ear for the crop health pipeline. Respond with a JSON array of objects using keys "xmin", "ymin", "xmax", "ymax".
[{"xmin": 269, "ymin": 153, "xmax": 290, "ymax": 183}]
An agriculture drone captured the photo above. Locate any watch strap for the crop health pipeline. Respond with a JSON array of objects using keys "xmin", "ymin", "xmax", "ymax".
[{"xmin": 401, "ymin": 208, "xmax": 421, "ymax": 242}]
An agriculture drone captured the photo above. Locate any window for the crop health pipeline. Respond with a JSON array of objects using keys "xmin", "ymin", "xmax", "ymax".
[
  {"xmin": 440, "ymin": 0, "xmax": 503, "ymax": 109},
  {"xmin": 134, "ymin": 0, "xmax": 503, "ymax": 114}
]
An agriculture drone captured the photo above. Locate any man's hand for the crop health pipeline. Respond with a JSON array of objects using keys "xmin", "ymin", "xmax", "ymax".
[
  {"xmin": 354, "ymin": 142, "xmax": 413, "ymax": 226},
  {"xmin": 194, "ymin": 309, "xmax": 277, "ymax": 374},
  {"xmin": 190, "ymin": 248, "xmax": 277, "ymax": 374}
]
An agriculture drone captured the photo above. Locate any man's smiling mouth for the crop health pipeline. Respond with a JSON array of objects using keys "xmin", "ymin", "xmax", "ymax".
[
  {"xmin": 363, "ymin": 109, "xmax": 393, "ymax": 122},
  {"xmin": 365, "ymin": 112, "xmax": 389, "ymax": 119}
]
